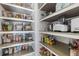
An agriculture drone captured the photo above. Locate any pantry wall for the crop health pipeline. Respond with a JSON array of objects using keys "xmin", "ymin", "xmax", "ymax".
[{"xmin": 0, "ymin": 3, "xmax": 79, "ymax": 56}]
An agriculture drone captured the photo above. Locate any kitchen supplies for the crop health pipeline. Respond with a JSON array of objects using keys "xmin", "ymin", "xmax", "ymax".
[
  {"xmin": 23, "ymin": 23, "xmax": 32, "ymax": 31},
  {"xmin": 15, "ymin": 23, "xmax": 23, "ymax": 31},
  {"xmin": 1, "ymin": 34, "xmax": 13, "ymax": 44},
  {"xmin": 2, "ymin": 48, "xmax": 9, "ymax": 56},
  {"xmin": 71, "ymin": 17, "xmax": 79, "ymax": 32},
  {"xmin": 2, "ymin": 21, "xmax": 13, "ymax": 31},
  {"xmin": 53, "ymin": 24, "xmax": 68, "ymax": 32}
]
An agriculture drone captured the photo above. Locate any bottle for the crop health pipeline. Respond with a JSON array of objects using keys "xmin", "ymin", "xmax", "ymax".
[{"xmin": 8, "ymin": 22, "xmax": 13, "ymax": 31}]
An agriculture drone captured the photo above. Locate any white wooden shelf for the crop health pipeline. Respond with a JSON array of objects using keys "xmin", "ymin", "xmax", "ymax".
[
  {"xmin": 9, "ymin": 49, "xmax": 34, "ymax": 56},
  {"xmin": 40, "ymin": 42, "xmax": 70, "ymax": 56},
  {"xmin": 22, "ymin": 52, "xmax": 35, "ymax": 56},
  {"xmin": 40, "ymin": 31, "xmax": 79, "ymax": 39},
  {"xmin": 0, "ymin": 41, "xmax": 34, "ymax": 49},
  {"xmin": 0, "ymin": 31, "xmax": 34, "ymax": 34},
  {"xmin": 1, "ymin": 3, "xmax": 34, "ymax": 15},
  {"xmin": 40, "ymin": 42, "xmax": 58, "ymax": 56},
  {"xmin": 0, "ymin": 17, "xmax": 34, "ymax": 22},
  {"xmin": 40, "ymin": 4, "xmax": 79, "ymax": 22}
]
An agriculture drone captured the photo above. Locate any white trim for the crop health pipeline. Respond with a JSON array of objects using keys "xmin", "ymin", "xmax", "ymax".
[
  {"xmin": 40, "ymin": 32, "xmax": 79, "ymax": 39},
  {"xmin": 0, "ymin": 31, "xmax": 34, "ymax": 34}
]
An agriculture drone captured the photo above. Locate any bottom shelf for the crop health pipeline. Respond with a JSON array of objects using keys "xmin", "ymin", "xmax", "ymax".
[
  {"xmin": 9, "ymin": 49, "xmax": 34, "ymax": 56},
  {"xmin": 22, "ymin": 52, "xmax": 35, "ymax": 56},
  {"xmin": 40, "ymin": 42, "xmax": 70, "ymax": 56},
  {"xmin": 0, "ymin": 40, "xmax": 34, "ymax": 49}
]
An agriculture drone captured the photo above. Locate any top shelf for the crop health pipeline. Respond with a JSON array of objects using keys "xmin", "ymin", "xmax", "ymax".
[
  {"xmin": 40, "ymin": 4, "xmax": 79, "ymax": 22},
  {"xmin": 1, "ymin": 3, "xmax": 34, "ymax": 15},
  {"xmin": 39, "ymin": 3, "xmax": 56, "ymax": 12}
]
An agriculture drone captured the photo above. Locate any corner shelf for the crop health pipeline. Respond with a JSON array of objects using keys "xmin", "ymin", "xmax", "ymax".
[
  {"xmin": 1, "ymin": 3, "xmax": 34, "ymax": 15},
  {"xmin": 40, "ymin": 42, "xmax": 70, "ymax": 56},
  {"xmin": 40, "ymin": 4, "xmax": 79, "ymax": 22}
]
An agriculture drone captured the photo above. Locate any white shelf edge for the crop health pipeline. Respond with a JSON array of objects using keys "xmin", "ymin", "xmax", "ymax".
[
  {"xmin": 1, "ymin": 3, "xmax": 34, "ymax": 12},
  {"xmin": 39, "ymin": 3, "xmax": 47, "ymax": 10},
  {"xmin": 22, "ymin": 52, "xmax": 35, "ymax": 56},
  {"xmin": 40, "ymin": 4, "xmax": 79, "ymax": 21},
  {"xmin": 0, "ymin": 31, "xmax": 34, "ymax": 34},
  {"xmin": 40, "ymin": 32, "xmax": 79, "ymax": 39},
  {"xmin": 40, "ymin": 43, "xmax": 58, "ymax": 56},
  {"xmin": 0, "ymin": 17, "xmax": 34, "ymax": 22},
  {"xmin": 0, "ymin": 41, "xmax": 34, "ymax": 49}
]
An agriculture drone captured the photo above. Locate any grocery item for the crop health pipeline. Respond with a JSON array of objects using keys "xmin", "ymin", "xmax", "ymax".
[
  {"xmin": 53, "ymin": 24, "xmax": 68, "ymax": 32},
  {"xmin": 15, "ymin": 13, "xmax": 22, "ymax": 19},
  {"xmin": 15, "ymin": 34, "xmax": 22, "ymax": 42},
  {"xmin": 23, "ymin": 23, "xmax": 32, "ymax": 31},
  {"xmin": 71, "ymin": 17, "xmax": 79, "ymax": 32},
  {"xmin": 25, "ymin": 33, "xmax": 33, "ymax": 41},
  {"xmin": 2, "ymin": 48, "xmax": 9, "ymax": 56},
  {"xmin": 24, "ymin": 14, "xmax": 27, "ymax": 19},
  {"xmin": 40, "ymin": 11, "xmax": 47, "ymax": 19},
  {"xmin": 42, "ymin": 35, "xmax": 55, "ymax": 46},
  {"xmin": 6, "ymin": 11, "xmax": 13, "ymax": 17},
  {"xmin": 1, "ymin": 34, "xmax": 13, "ymax": 44},
  {"xmin": 9, "ymin": 47, "xmax": 14, "ymax": 55},
  {"xmin": 48, "ymin": 23, "xmax": 53, "ymax": 31},
  {"xmin": 2, "ymin": 11, "xmax": 13, "ymax": 17},
  {"xmin": 15, "ymin": 23, "xmax": 23, "ymax": 31},
  {"xmin": 16, "ymin": 46, "xmax": 21, "ymax": 53},
  {"xmin": 56, "ymin": 3, "xmax": 72, "ymax": 12},
  {"xmin": 40, "ymin": 47, "xmax": 55, "ymax": 56},
  {"xmin": 70, "ymin": 49, "xmax": 79, "ymax": 56},
  {"xmin": 56, "ymin": 3, "xmax": 63, "ymax": 11},
  {"xmin": 62, "ymin": 3, "xmax": 73, "ymax": 9},
  {"xmin": 14, "ymin": 46, "xmax": 17, "ymax": 53},
  {"xmin": 21, "ymin": 44, "xmax": 27, "ymax": 50},
  {"xmin": 27, "ymin": 15, "xmax": 32, "ymax": 20},
  {"xmin": 28, "ymin": 45, "xmax": 33, "ymax": 51},
  {"xmin": 2, "ymin": 21, "xmax": 13, "ymax": 31}
]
